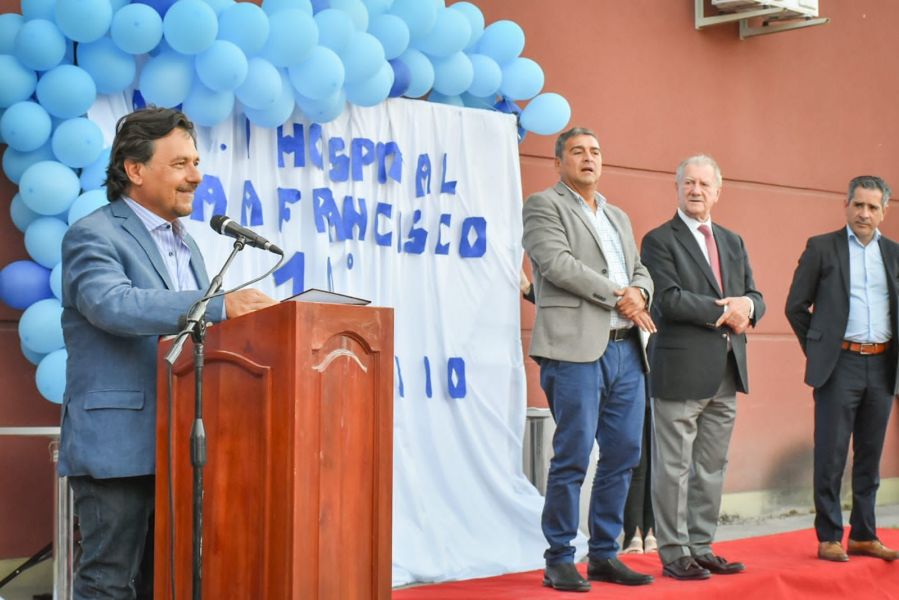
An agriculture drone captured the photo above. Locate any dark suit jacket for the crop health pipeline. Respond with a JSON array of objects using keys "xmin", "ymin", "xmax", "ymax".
[
  {"xmin": 785, "ymin": 228, "xmax": 899, "ymax": 393},
  {"xmin": 641, "ymin": 213, "xmax": 765, "ymax": 400},
  {"xmin": 59, "ymin": 200, "xmax": 225, "ymax": 478}
]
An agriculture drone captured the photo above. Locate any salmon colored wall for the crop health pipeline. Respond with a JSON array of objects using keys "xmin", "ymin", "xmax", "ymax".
[{"xmin": 479, "ymin": 0, "xmax": 899, "ymax": 495}]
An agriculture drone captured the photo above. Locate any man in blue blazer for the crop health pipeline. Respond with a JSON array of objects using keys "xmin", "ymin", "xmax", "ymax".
[
  {"xmin": 786, "ymin": 175, "xmax": 899, "ymax": 563},
  {"xmin": 59, "ymin": 107, "xmax": 275, "ymax": 599}
]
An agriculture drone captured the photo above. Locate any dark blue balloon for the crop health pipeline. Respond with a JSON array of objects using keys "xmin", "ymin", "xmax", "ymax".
[
  {"xmin": 0, "ymin": 260, "xmax": 53, "ymax": 310},
  {"xmin": 134, "ymin": 0, "xmax": 177, "ymax": 17},
  {"xmin": 493, "ymin": 96, "xmax": 527, "ymax": 142},
  {"xmin": 388, "ymin": 58, "xmax": 410, "ymax": 98}
]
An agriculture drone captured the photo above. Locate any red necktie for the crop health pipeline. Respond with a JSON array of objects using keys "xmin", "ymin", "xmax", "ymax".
[{"xmin": 698, "ymin": 224, "xmax": 723, "ymax": 294}]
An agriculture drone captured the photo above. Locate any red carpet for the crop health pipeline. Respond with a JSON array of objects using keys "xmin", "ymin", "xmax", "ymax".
[{"xmin": 393, "ymin": 528, "xmax": 899, "ymax": 599}]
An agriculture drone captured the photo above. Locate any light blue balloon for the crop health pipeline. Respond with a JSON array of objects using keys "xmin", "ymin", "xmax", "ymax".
[
  {"xmin": 261, "ymin": 8, "xmax": 317, "ymax": 67},
  {"xmin": 36, "ymin": 348, "xmax": 68, "ymax": 404},
  {"xmin": 2, "ymin": 142, "xmax": 54, "ymax": 184},
  {"xmin": 460, "ymin": 91, "xmax": 495, "ymax": 110},
  {"xmin": 235, "ymin": 57, "xmax": 282, "ymax": 110},
  {"xmin": 476, "ymin": 20, "xmax": 524, "ymax": 65},
  {"xmin": 36, "ymin": 65, "xmax": 97, "ymax": 119},
  {"xmin": 520, "ymin": 92, "xmax": 571, "ymax": 135},
  {"xmin": 201, "ymin": 0, "xmax": 234, "ymax": 15},
  {"xmin": 14, "ymin": 19, "xmax": 67, "ymax": 71},
  {"xmin": 110, "ymin": 3, "xmax": 163, "ymax": 54},
  {"xmin": 340, "ymin": 32, "xmax": 384, "ymax": 83},
  {"xmin": 368, "ymin": 14, "xmax": 408, "ymax": 60},
  {"xmin": 163, "ymin": 0, "xmax": 217, "ymax": 55},
  {"xmin": 315, "ymin": 8, "xmax": 354, "ymax": 53},
  {"xmin": 466, "ymin": 53, "xmax": 501, "ymax": 98},
  {"xmin": 345, "ymin": 60, "xmax": 392, "ymax": 106},
  {"xmin": 398, "ymin": 47, "xmax": 432, "ymax": 98},
  {"xmin": 0, "ymin": 13, "xmax": 24, "ymax": 54},
  {"xmin": 19, "ymin": 161, "xmax": 81, "ymax": 216},
  {"xmin": 295, "ymin": 88, "xmax": 345, "ymax": 123},
  {"xmin": 80, "ymin": 147, "xmax": 111, "ymax": 191},
  {"xmin": 196, "ymin": 40, "xmax": 248, "ymax": 92},
  {"xmin": 287, "ymin": 45, "xmax": 344, "ymax": 100},
  {"xmin": 331, "ymin": 0, "xmax": 368, "ymax": 31},
  {"xmin": 427, "ymin": 91, "xmax": 463, "ymax": 107},
  {"xmin": 431, "ymin": 51, "xmax": 472, "ymax": 96},
  {"xmin": 0, "ymin": 260, "xmax": 52, "ymax": 310},
  {"xmin": 218, "ymin": 2, "xmax": 270, "ymax": 55},
  {"xmin": 109, "ymin": 0, "xmax": 128, "ymax": 10},
  {"xmin": 182, "ymin": 81, "xmax": 235, "ymax": 127},
  {"xmin": 50, "ymin": 261, "xmax": 63, "ymax": 299},
  {"xmin": 449, "ymin": 2, "xmax": 483, "ymax": 50},
  {"xmin": 244, "ymin": 71, "xmax": 295, "ymax": 128},
  {"xmin": 0, "ymin": 55, "xmax": 37, "ymax": 108},
  {"xmin": 55, "ymin": 0, "xmax": 114, "ymax": 43},
  {"xmin": 139, "ymin": 51, "xmax": 193, "ymax": 107},
  {"xmin": 362, "ymin": 0, "xmax": 392, "ymax": 17},
  {"xmin": 22, "ymin": 0, "xmax": 56, "ymax": 21},
  {"xmin": 51, "ymin": 118, "xmax": 104, "ymax": 169},
  {"xmin": 262, "ymin": 0, "xmax": 313, "ymax": 15},
  {"xmin": 415, "ymin": 7, "xmax": 469, "ymax": 58},
  {"xmin": 389, "ymin": 0, "xmax": 436, "ymax": 40},
  {"xmin": 68, "ymin": 189, "xmax": 109, "ymax": 225},
  {"xmin": 499, "ymin": 57, "xmax": 544, "ymax": 101},
  {"xmin": 0, "ymin": 101, "xmax": 51, "ymax": 152},
  {"xmin": 76, "ymin": 37, "xmax": 136, "ymax": 94},
  {"xmin": 10, "ymin": 193, "xmax": 41, "ymax": 233},
  {"xmin": 24, "ymin": 217, "xmax": 69, "ymax": 270},
  {"xmin": 21, "ymin": 339, "xmax": 46, "ymax": 366}
]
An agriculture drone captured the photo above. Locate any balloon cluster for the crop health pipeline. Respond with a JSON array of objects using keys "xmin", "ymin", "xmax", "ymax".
[{"xmin": 0, "ymin": 0, "xmax": 572, "ymax": 404}]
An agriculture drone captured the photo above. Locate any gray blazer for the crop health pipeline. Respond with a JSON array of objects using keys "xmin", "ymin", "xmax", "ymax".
[
  {"xmin": 522, "ymin": 182, "xmax": 653, "ymax": 363},
  {"xmin": 58, "ymin": 200, "xmax": 225, "ymax": 478}
]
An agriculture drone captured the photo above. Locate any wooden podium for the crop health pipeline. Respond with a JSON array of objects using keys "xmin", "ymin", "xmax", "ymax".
[{"xmin": 155, "ymin": 301, "xmax": 394, "ymax": 599}]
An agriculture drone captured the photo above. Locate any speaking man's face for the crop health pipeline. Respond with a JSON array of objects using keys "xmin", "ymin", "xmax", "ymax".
[
  {"xmin": 556, "ymin": 134, "xmax": 602, "ymax": 192},
  {"xmin": 126, "ymin": 128, "xmax": 201, "ymax": 222}
]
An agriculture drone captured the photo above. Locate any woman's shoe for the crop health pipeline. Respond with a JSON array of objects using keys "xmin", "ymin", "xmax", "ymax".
[
  {"xmin": 643, "ymin": 534, "xmax": 658, "ymax": 553},
  {"xmin": 621, "ymin": 536, "xmax": 643, "ymax": 554}
]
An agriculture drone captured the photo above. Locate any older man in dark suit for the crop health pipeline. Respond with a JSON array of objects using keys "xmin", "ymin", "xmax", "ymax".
[
  {"xmin": 641, "ymin": 154, "xmax": 765, "ymax": 581},
  {"xmin": 786, "ymin": 175, "xmax": 899, "ymax": 563},
  {"xmin": 523, "ymin": 127, "xmax": 656, "ymax": 592}
]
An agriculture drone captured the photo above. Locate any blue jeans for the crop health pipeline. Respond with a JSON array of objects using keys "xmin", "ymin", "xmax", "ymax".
[
  {"xmin": 540, "ymin": 337, "xmax": 645, "ymax": 564},
  {"xmin": 70, "ymin": 475, "xmax": 155, "ymax": 600}
]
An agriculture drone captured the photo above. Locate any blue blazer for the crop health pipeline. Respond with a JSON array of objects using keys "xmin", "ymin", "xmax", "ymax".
[{"xmin": 58, "ymin": 200, "xmax": 225, "ymax": 478}]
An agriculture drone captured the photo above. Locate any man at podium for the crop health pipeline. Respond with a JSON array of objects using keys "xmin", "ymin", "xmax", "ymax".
[{"xmin": 57, "ymin": 107, "xmax": 275, "ymax": 600}]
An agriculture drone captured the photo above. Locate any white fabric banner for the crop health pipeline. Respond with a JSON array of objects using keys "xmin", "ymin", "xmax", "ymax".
[{"xmin": 90, "ymin": 97, "xmax": 549, "ymax": 584}]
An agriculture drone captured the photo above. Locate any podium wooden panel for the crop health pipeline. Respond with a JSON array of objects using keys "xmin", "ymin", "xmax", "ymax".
[{"xmin": 155, "ymin": 301, "xmax": 393, "ymax": 599}]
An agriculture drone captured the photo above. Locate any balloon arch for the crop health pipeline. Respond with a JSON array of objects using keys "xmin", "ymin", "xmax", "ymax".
[{"xmin": 0, "ymin": 0, "xmax": 571, "ymax": 404}]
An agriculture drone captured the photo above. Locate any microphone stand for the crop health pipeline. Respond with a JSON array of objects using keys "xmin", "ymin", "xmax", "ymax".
[{"xmin": 164, "ymin": 237, "xmax": 246, "ymax": 600}]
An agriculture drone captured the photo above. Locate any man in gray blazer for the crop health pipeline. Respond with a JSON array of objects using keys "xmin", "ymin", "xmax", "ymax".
[
  {"xmin": 59, "ymin": 107, "xmax": 274, "ymax": 599},
  {"xmin": 641, "ymin": 155, "xmax": 765, "ymax": 581},
  {"xmin": 523, "ymin": 127, "xmax": 656, "ymax": 592}
]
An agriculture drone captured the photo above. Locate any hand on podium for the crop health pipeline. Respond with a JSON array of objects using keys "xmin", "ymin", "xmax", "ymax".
[{"xmin": 225, "ymin": 289, "xmax": 277, "ymax": 318}]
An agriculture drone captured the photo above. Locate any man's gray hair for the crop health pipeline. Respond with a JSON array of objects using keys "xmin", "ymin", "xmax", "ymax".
[
  {"xmin": 675, "ymin": 154, "xmax": 722, "ymax": 188},
  {"xmin": 554, "ymin": 127, "xmax": 600, "ymax": 159},
  {"xmin": 848, "ymin": 175, "xmax": 891, "ymax": 207}
]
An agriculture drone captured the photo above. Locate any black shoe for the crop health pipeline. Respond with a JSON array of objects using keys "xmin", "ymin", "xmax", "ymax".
[
  {"xmin": 694, "ymin": 552, "xmax": 745, "ymax": 574},
  {"xmin": 662, "ymin": 556, "xmax": 711, "ymax": 581},
  {"xmin": 542, "ymin": 563, "xmax": 591, "ymax": 592},
  {"xmin": 587, "ymin": 557, "xmax": 653, "ymax": 586}
]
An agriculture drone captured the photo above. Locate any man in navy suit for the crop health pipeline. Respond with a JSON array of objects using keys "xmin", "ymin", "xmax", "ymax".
[
  {"xmin": 59, "ymin": 107, "xmax": 275, "ymax": 599},
  {"xmin": 786, "ymin": 175, "xmax": 899, "ymax": 563}
]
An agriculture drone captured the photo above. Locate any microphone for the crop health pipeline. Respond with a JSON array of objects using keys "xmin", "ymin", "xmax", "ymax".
[{"xmin": 209, "ymin": 215, "xmax": 283, "ymax": 255}]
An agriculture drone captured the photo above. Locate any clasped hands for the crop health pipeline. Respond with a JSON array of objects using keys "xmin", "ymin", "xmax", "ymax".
[
  {"xmin": 614, "ymin": 287, "xmax": 656, "ymax": 333},
  {"xmin": 714, "ymin": 296, "xmax": 752, "ymax": 335}
]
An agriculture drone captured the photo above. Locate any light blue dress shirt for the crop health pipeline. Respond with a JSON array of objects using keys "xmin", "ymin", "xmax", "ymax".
[
  {"xmin": 124, "ymin": 197, "xmax": 199, "ymax": 292},
  {"xmin": 844, "ymin": 225, "xmax": 891, "ymax": 343}
]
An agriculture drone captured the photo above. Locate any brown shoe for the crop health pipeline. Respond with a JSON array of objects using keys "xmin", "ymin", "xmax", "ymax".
[
  {"xmin": 847, "ymin": 539, "xmax": 898, "ymax": 561},
  {"xmin": 817, "ymin": 541, "xmax": 849, "ymax": 562}
]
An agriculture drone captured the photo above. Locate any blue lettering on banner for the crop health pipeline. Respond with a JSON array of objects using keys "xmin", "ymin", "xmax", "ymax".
[
  {"xmin": 402, "ymin": 209, "xmax": 427, "ymax": 254},
  {"xmin": 376, "ymin": 142, "xmax": 403, "ymax": 184},
  {"xmin": 312, "ymin": 188, "xmax": 344, "ymax": 242},
  {"xmin": 272, "ymin": 251, "xmax": 305, "ymax": 295},
  {"xmin": 241, "ymin": 180, "xmax": 263, "ymax": 226},
  {"xmin": 328, "ymin": 137, "xmax": 349, "ymax": 182},
  {"xmin": 341, "ymin": 195, "xmax": 367, "ymax": 240},
  {"xmin": 191, "ymin": 174, "xmax": 227, "ymax": 221},
  {"xmin": 351, "ymin": 138, "xmax": 375, "ymax": 181},
  {"xmin": 435, "ymin": 213, "xmax": 451, "ymax": 255},
  {"xmin": 308, "ymin": 123, "xmax": 324, "ymax": 169},
  {"xmin": 448, "ymin": 357, "xmax": 466, "ymax": 399},
  {"xmin": 423, "ymin": 356, "xmax": 432, "ymax": 398},
  {"xmin": 276, "ymin": 123, "xmax": 305, "ymax": 168},
  {"xmin": 440, "ymin": 153, "xmax": 457, "ymax": 194},
  {"xmin": 459, "ymin": 217, "xmax": 487, "ymax": 258},
  {"xmin": 394, "ymin": 356, "xmax": 404, "ymax": 398},
  {"xmin": 277, "ymin": 188, "xmax": 301, "ymax": 232},
  {"xmin": 374, "ymin": 202, "xmax": 393, "ymax": 247},
  {"xmin": 415, "ymin": 153, "xmax": 431, "ymax": 198}
]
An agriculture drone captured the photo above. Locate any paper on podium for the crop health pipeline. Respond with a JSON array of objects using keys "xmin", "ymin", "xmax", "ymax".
[{"xmin": 283, "ymin": 288, "xmax": 371, "ymax": 305}]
